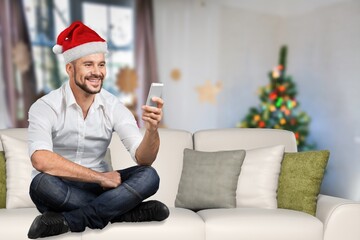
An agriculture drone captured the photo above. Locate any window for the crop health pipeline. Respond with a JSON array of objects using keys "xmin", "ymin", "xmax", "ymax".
[{"xmin": 23, "ymin": 0, "xmax": 134, "ymax": 97}]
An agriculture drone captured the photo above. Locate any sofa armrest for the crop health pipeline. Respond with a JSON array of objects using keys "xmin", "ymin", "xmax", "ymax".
[{"xmin": 316, "ymin": 194, "xmax": 360, "ymax": 240}]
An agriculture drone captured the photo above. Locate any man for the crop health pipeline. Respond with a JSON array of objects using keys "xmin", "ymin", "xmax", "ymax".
[{"xmin": 27, "ymin": 21, "xmax": 169, "ymax": 239}]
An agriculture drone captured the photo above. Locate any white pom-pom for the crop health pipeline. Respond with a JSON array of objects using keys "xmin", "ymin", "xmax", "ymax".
[{"xmin": 52, "ymin": 44, "xmax": 63, "ymax": 54}]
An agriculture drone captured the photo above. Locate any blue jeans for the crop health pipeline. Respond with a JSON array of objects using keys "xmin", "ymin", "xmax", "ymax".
[{"xmin": 29, "ymin": 165, "xmax": 160, "ymax": 232}]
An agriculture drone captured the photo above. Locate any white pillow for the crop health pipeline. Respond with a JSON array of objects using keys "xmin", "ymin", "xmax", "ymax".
[
  {"xmin": 236, "ymin": 145, "xmax": 285, "ymax": 209},
  {"xmin": 0, "ymin": 134, "xmax": 35, "ymax": 208}
]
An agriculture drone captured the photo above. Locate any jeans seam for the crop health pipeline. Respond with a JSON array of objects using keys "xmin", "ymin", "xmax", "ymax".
[
  {"xmin": 122, "ymin": 183, "xmax": 143, "ymax": 200},
  {"xmin": 59, "ymin": 185, "xmax": 71, "ymax": 208}
]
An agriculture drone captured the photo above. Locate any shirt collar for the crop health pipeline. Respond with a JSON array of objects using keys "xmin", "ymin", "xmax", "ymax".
[
  {"xmin": 64, "ymin": 80, "xmax": 105, "ymax": 109},
  {"xmin": 93, "ymin": 92, "xmax": 105, "ymax": 109},
  {"xmin": 64, "ymin": 81, "xmax": 77, "ymax": 108}
]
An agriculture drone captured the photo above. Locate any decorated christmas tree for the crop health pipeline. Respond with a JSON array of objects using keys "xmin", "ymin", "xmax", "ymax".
[{"xmin": 238, "ymin": 45, "xmax": 315, "ymax": 151}]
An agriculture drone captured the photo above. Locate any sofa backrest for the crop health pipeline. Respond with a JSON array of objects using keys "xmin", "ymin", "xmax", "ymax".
[
  {"xmin": 0, "ymin": 128, "xmax": 28, "ymax": 150},
  {"xmin": 194, "ymin": 128, "xmax": 297, "ymax": 152},
  {"xmin": 108, "ymin": 128, "xmax": 193, "ymax": 207},
  {"xmin": 0, "ymin": 127, "xmax": 297, "ymax": 209}
]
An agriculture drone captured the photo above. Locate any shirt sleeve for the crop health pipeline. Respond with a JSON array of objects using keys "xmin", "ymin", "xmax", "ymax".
[
  {"xmin": 28, "ymin": 99, "xmax": 56, "ymax": 158},
  {"xmin": 112, "ymin": 103, "xmax": 143, "ymax": 162}
]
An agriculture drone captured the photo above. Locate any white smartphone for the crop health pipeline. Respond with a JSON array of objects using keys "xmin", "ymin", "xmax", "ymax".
[{"xmin": 146, "ymin": 83, "xmax": 163, "ymax": 107}]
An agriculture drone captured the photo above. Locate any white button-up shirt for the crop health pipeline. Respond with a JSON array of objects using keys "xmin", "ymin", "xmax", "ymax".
[{"xmin": 28, "ymin": 81, "xmax": 142, "ymax": 178}]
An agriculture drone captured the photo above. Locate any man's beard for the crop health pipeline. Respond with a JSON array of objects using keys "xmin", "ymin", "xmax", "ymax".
[{"xmin": 74, "ymin": 70, "xmax": 104, "ymax": 94}]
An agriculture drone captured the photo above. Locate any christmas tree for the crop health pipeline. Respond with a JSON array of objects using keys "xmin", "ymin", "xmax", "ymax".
[{"xmin": 238, "ymin": 45, "xmax": 315, "ymax": 151}]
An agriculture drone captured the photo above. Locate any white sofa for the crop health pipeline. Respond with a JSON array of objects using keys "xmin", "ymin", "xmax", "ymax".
[{"xmin": 0, "ymin": 128, "xmax": 359, "ymax": 240}]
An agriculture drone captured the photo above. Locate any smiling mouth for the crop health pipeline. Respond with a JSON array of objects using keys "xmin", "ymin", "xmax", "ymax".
[
  {"xmin": 86, "ymin": 77, "xmax": 102, "ymax": 84},
  {"xmin": 87, "ymin": 78, "xmax": 101, "ymax": 82}
]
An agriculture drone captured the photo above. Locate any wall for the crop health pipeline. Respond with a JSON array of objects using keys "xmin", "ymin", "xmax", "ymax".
[
  {"xmin": 154, "ymin": 0, "xmax": 360, "ymax": 200},
  {"xmin": 154, "ymin": 0, "xmax": 220, "ymax": 132},
  {"xmin": 281, "ymin": 0, "xmax": 360, "ymax": 200},
  {"xmin": 154, "ymin": 0, "xmax": 282, "ymax": 133}
]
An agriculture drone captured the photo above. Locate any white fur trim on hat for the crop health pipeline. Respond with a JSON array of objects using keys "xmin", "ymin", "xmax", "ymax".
[
  {"xmin": 52, "ymin": 44, "xmax": 63, "ymax": 54},
  {"xmin": 62, "ymin": 41, "xmax": 108, "ymax": 64}
]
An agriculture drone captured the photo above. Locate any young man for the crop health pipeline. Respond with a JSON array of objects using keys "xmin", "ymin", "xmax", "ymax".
[{"xmin": 27, "ymin": 21, "xmax": 169, "ymax": 239}]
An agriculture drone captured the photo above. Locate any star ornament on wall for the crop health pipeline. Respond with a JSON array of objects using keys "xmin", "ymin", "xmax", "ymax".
[
  {"xmin": 196, "ymin": 80, "xmax": 222, "ymax": 104},
  {"xmin": 12, "ymin": 41, "xmax": 31, "ymax": 73},
  {"xmin": 116, "ymin": 67, "xmax": 138, "ymax": 93}
]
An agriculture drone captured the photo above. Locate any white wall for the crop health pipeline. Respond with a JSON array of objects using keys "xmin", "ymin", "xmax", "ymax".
[
  {"xmin": 281, "ymin": 1, "xmax": 360, "ymax": 200},
  {"xmin": 154, "ymin": 0, "xmax": 221, "ymax": 132},
  {"xmin": 154, "ymin": 0, "xmax": 360, "ymax": 201}
]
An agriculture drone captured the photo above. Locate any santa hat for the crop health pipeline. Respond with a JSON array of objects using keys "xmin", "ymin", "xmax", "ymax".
[{"xmin": 52, "ymin": 21, "xmax": 108, "ymax": 63}]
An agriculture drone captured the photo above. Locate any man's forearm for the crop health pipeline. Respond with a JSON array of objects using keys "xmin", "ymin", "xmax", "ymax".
[
  {"xmin": 135, "ymin": 129, "xmax": 160, "ymax": 166},
  {"xmin": 31, "ymin": 150, "xmax": 104, "ymax": 184}
]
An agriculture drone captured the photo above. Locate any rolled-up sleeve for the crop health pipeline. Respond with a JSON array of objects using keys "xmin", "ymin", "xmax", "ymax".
[
  {"xmin": 113, "ymin": 104, "xmax": 142, "ymax": 162},
  {"xmin": 28, "ymin": 100, "xmax": 56, "ymax": 158}
]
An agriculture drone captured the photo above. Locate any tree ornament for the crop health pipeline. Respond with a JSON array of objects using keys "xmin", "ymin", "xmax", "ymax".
[
  {"xmin": 253, "ymin": 115, "xmax": 261, "ymax": 122},
  {"xmin": 269, "ymin": 92, "xmax": 277, "ymax": 100},
  {"xmin": 272, "ymin": 68, "xmax": 280, "ymax": 79},
  {"xmin": 258, "ymin": 121, "xmax": 266, "ymax": 128},
  {"xmin": 278, "ymin": 85, "xmax": 286, "ymax": 92}
]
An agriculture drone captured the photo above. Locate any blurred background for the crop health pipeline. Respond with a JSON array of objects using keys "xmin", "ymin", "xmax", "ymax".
[{"xmin": 0, "ymin": 0, "xmax": 359, "ymax": 201}]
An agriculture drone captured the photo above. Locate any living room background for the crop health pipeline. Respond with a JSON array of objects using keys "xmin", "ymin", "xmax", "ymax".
[
  {"xmin": 0, "ymin": 0, "xmax": 359, "ymax": 202},
  {"xmin": 154, "ymin": 0, "xmax": 360, "ymax": 202}
]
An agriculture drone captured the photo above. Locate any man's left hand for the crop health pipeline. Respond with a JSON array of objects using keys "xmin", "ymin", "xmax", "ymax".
[{"xmin": 141, "ymin": 97, "xmax": 164, "ymax": 132}]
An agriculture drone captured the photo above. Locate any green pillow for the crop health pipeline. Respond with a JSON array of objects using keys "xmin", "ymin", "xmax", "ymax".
[
  {"xmin": 175, "ymin": 148, "xmax": 246, "ymax": 211},
  {"xmin": 277, "ymin": 150, "xmax": 329, "ymax": 216},
  {"xmin": 0, "ymin": 151, "xmax": 6, "ymax": 208}
]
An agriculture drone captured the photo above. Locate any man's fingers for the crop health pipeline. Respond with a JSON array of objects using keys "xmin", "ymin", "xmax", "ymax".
[{"xmin": 152, "ymin": 97, "xmax": 164, "ymax": 108}]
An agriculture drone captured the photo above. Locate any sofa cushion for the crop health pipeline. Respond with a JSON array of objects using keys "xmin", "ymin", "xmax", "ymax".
[
  {"xmin": 197, "ymin": 208, "xmax": 323, "ymax": 240},
  {"xmin": 0, "ymin": 208, "xmax": 82, "ymax": 239},
  {"xmin": 175, "ymin": 148, "xmax": 245, "ymax": 211},
  {"xmin": 0, "ymin": 135, "xmax": 35, "ymax": 208},
  {"xmin": 0, "ymin": 151, "xmax": 6, "ymax": 208},
  {"xmin": 237, "ymin": 145, "xmax": 285, "ymax": 209},
  {"xmin": 81, "ymin": 208, "xmax": 205, "ymax": 240},
  {"xmin": 277, "ymin": 151, "xmax": 329, "ymax": 216}
]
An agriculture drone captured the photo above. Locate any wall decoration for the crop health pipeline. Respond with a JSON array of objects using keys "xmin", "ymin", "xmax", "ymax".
[
  {"xmin": 12, "ymin": 41, "xmax": 31, "ymax": 73},
  {"xmin": 196, "ymin": 80, "xmax": 222, "ymax": 104},
  {"xmin": 115, "ymin": 66, "xmax": 139, "ymax": 122},
  {"xmin": 170, "ymin": 68, "xmax": 181, "ymax": 81},
  {"xmin": 116, "ymin": 66, "xmax": 138, "ymax": 93}
]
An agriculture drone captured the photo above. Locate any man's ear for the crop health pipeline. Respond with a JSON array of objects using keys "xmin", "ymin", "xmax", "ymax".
[{"xmin": 65, "ymin": 63, "xmax": 73, "ymax": 75}]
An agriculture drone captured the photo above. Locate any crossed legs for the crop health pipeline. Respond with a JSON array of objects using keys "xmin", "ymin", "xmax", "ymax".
[{"xmin": 29, "ymin": 165, "xmax": 166, "ymax": 234}]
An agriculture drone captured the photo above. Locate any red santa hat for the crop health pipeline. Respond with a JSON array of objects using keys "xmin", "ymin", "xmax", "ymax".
[{"xmin": 52, "ymin": 21, "xmax": 108, "ymax": 63}]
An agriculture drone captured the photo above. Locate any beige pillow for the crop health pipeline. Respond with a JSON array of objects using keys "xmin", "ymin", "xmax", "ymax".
[
  {"xmin": 0, "ymin": 135, "xmax": 35, "ymax": 208},
  {"xmin": 237, "ymin": 145, "xmax": 285, "ymax": 209}
]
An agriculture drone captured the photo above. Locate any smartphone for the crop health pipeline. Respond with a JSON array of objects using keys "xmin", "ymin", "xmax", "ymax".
[{"xmin": 146, "ymin": 83, "xmax": 163, "ymax": 107}]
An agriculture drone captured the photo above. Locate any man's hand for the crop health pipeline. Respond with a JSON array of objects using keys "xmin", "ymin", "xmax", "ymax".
[
  {"xmin": 98, "ymin": 171, "xmax": 121, "ymax": 189},
  {"xmin": 142, "ymin": 97, "xmax": 164, "ymax": 132},
  {"xmin": 134, "ymin": 97, "xmax": 163, "ymax": 166}
]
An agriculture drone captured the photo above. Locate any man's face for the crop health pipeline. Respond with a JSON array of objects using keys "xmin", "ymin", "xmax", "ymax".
[{"xmin": 68, "ymin": 53, "xmax": 106, "ymax": 95}]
